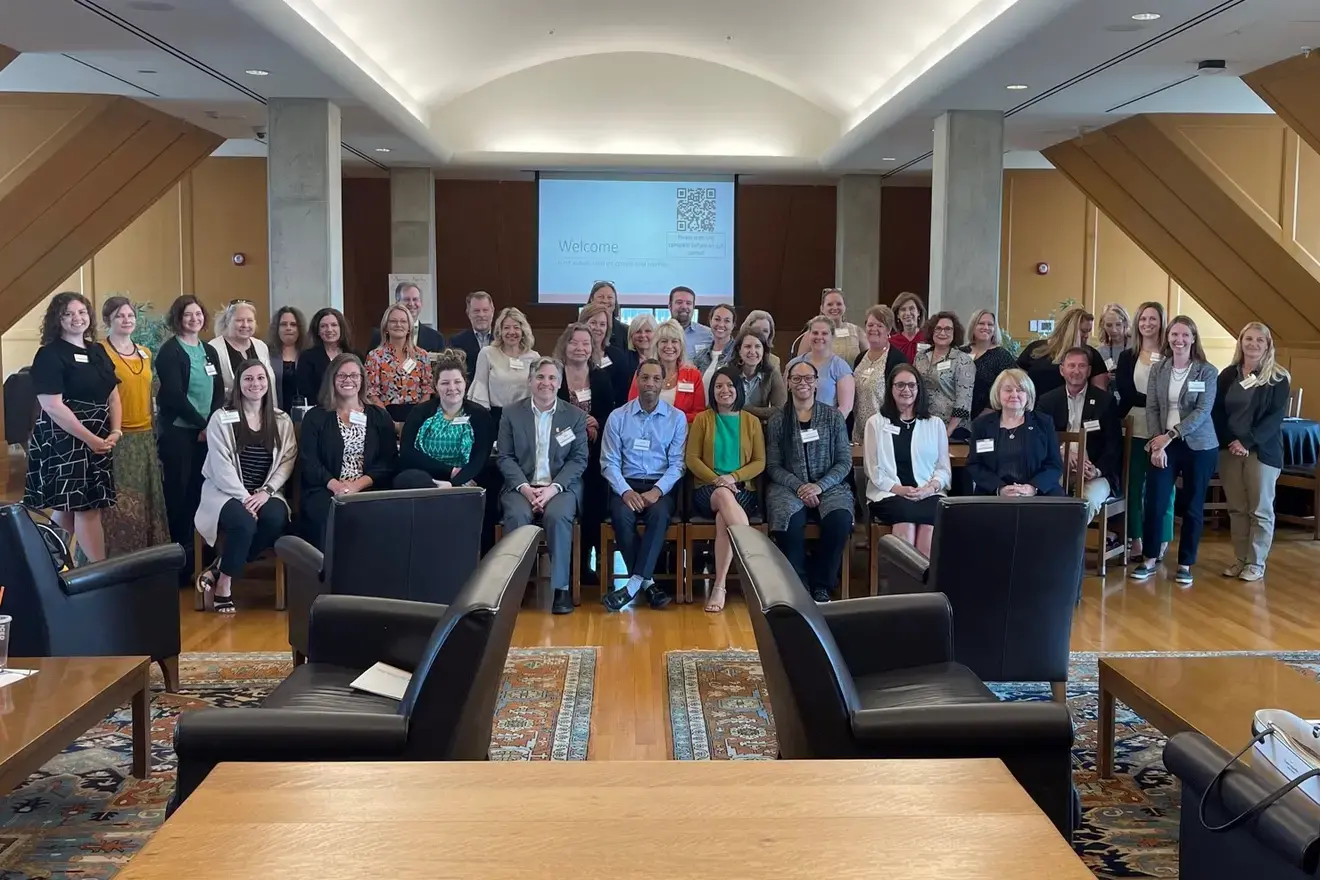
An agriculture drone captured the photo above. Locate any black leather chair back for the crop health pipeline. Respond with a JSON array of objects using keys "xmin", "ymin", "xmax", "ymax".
[
  {"xmin": 1165, "ymin": 731, "xmax": 1320, "ymax": 879},
  {"xmin": 398, "ymin": 524, "xmax": 540, "ymax": 760},
  {"xmin": 729, "ymin": 525, "xmax": 860, "ymax": 758},
  {"xmin": 925, "ymin": 497, "xmax": 1085, "ymax": 683},
  {"xmin": 323, "ymin": 487, "xmax": 484, "ymax": 605},
  {"xmin": 0, "ymin": 505, "xmax": 58, "ymax": 655}
]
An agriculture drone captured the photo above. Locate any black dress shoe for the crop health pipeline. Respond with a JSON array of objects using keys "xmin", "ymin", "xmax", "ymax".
[
  {"xmin": 810, "ymin": 588, "xmax": 831, "ymax": 603},
  {"xmin": 645, "ymin": 583, "xmax": 672, "ymax": 609},
  {"xmin": 602, "ymin": 585, "xmax": 637, "ymax": 611},
  {"xmin": 552, "ymin": 590, "xmax": 574, "ymax": 615}
]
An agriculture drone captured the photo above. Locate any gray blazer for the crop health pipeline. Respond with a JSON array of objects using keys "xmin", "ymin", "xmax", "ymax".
[
  {"xmin": 496, "ymin": 399, "xmax": 590, "ymax": 506},
  {"xmin": 764, "ymin": 402, "xmax": 854, "ymax": 532},
  {"xmin": 1145, "ymin": 358, "xmax": 1219, "ymax": 451}
]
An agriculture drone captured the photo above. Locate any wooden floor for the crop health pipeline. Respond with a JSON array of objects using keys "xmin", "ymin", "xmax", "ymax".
[{"xmin": 8, "ymin": 449, "xmax": 1320, "ymax": 760}]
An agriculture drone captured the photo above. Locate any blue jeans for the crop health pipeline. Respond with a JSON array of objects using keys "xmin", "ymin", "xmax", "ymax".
[{"xmin": 1143, "ymin": 439, "xmax": 1217, "ymax": 566}]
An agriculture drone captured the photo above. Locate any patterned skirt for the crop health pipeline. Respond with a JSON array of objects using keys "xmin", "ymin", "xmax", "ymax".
[
  {"xmin": 102, "ymin": 429, "xmax": 170, "ymax": 556},
  {"xmin": 23, "ymin": 398, "xmax": 116, "ymax": 512}
]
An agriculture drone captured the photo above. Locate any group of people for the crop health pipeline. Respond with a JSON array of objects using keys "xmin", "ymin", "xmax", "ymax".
[{"xmin": 21, "ymin": 280, "xmax": 1293, "ymax": 617}]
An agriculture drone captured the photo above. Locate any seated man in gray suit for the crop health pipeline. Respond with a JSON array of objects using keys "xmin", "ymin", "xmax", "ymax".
[{"xmin": 497, "ymin": 356, "xmax": 589, "ymax": 614}]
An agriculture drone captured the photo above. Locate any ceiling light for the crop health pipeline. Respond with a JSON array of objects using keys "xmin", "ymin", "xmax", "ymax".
[
  {"xmin": 137, "ymin": 69, "xmax": 157, "ymax": 75},
  {"xmin": 1006, "ymin": 83, "xmax": 1029, "ymax": 90},
  {"xmin": 245, "ymin": 69, "xmax": 269, "ymax": 76},
  {"xmin": 1131, "ymin": 12, "xmax": 1161, "ymax": 21},
  {"xmin": 374, "ymin": 147, "xmax": 391, "ymax": 153},
  {"xmin": 881, "ymin": 157, "xmax": 897, "ymax": 162}
]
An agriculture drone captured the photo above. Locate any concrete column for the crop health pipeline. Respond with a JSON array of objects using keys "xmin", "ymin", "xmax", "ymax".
[
  {"xmin": 390, "ymin": 167, "xmax": 438, "ymax": 329},
  {"xmin": 929, "ymin": 110, "xmax": 1004, "ymax": 319},
  {"xmin": 267, "ymin": 98, "xmax": 343, "ymax": 320},
  {"xmin": 834, "ymin": 174, "xmax": 882, "ymax": 320}
]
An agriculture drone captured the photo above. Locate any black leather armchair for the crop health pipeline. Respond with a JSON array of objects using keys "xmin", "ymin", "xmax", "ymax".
[
  {"xmin": 0, "ymin": 504, "xmax": 183, "ymax": 690},
  {"xmin": 874, "ymin": 497, "xmax": 1086, "ymax": 692},
  {"xmin": 277, "ymin": 487, "xmax": 485, "ymax": 663},
  {"xmin": 1166, "ymin": 731, "xmax": 1320, "ymax": 879},
  {"xmin": 729, "ymin": 524, "xmax": 1077, "ymax": 838},
  {"xmin": 170, "ymin": 523, "xmax": 541, "ymax": 812}
]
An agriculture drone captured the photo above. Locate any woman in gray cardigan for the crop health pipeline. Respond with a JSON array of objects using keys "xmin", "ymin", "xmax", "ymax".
[
  {"xmin": 765, "ymin": 359, "xmax": 855, "ymax": 602},
  {"xmin": 1130, "ymin": 315, "xmax": 1219, "ymax": 585}
]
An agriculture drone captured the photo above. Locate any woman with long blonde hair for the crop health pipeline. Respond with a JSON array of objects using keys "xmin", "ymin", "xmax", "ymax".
[
  {"xmin": 1096, "ymin": 303, "xmax": 1131, "ymax": 390},
  {"xmin": 1211, "ymin": 322, "xmax": 1291, "ymax": 581},
  {"xmin": 468, "ymin": 306, "xmax": 539, "ymax": 419},
  {"xmin": 1016, "ymin": 305, "xmax": 1109, "ymax": 397},
  {"xmin": 1116, "ymin": 302, "xmax": 1171, "ymax": 559}
]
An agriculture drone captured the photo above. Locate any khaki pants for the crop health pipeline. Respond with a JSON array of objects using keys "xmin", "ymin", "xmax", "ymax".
[
  {"xmin": 1217, "ymin": 450, "xmax": 1281, "ymax": 567},
  {"xmin": 1081, "ymin": 476, "xmax": 1112, "ymax": 523}
]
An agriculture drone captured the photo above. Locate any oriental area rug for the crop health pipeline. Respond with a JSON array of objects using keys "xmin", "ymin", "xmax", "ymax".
[
  {"xmin": 666, "ymin": 648, "xmax": 1320, "ymax": 880},
  {"xmin": 0, "ymin": 648, "xmax": 596, "ymax": 879}
]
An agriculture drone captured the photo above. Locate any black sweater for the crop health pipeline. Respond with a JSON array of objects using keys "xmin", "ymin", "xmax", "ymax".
[
  {"xmin": 1212, "ymin": 366, "xmax": 1291, "ymax": 469},
  {"xmin": 298, "ymin": 404, "xmax": 398, "ymax": 492},
  {"xmin": 155, "ymin": 336, "xmax": 225, "ymax": 431},
  {"xmin": 398, "ymin": 398, "xmax": 494, "ymax": 486}
]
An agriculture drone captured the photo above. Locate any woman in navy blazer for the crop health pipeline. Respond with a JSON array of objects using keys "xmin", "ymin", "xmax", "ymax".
[{"xmin": 965, "ymin": 368, "xmax": 1064, "ymax": 497}]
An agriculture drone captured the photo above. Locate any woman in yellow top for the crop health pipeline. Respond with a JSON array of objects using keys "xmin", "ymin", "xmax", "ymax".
[
  {"xmin": 99, "ymin": 296, "xmax": 169, "ymax": 556},
  {"xmin": 685, "ymin": 366, "xmax": 766, "ymax": 613}
]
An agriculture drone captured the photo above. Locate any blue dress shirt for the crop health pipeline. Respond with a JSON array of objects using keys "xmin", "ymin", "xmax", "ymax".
[{"xmin": 600, "ymin": 398, "xmax": 688, "ymax": 497}]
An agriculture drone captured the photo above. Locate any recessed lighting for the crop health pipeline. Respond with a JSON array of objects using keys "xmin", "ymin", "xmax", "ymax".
[
  {"xmin": 881, "ymin": 157, "xmax": 896, "ymax": 162},
  {"xmin": 1131, "ymin": 12, "xmax": 1161, "ymax": 21},
  {"xmin": 244, "ymin": 69, "xmax": 269, "ymax": 76},
  {"xmin": 137, "ymin": 69, "xmax": 157, "ymax": 75},
  {"xmin": 374, "ymin": 147, "xmax": 391, "ymax": 153},
  {"xmin": 1006, "ymin": 83, "xmax": 1029, "ymax": 90}
]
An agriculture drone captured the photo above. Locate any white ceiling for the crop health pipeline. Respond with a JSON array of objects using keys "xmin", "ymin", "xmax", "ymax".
[{"xmin": 1, "ymin": 0, "xmax": 1318, "ymax": 176}]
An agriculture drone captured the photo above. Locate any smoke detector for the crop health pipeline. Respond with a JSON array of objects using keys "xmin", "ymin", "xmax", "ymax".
[{"xmin": 1196, "ymin": 59, "xmax": 1228, "ymax": 75}]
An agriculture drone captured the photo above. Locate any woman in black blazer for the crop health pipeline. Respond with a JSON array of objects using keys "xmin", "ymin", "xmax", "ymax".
[
  {"xmin": 298, "ymin": 353, "xmax": 398, "ymax": 549},
  {"xmin": 965, "ymin": 368, "xmax": 1064, "ymax": 497},
  {"xmin": 155, "ymin": 295, "xmax": 226, "ymax": 581},
  {"xmin": 393, "ymin": 349, "xmax": 494, "ymax": 489}
]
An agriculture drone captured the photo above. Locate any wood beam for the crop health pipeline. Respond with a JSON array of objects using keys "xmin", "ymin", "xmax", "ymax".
[
  {"xmin": 0, "ymin": 44, "xmax": 17, "ymax": 73},
  {"xmin": 1043, "ymin": 115, "xmax": 1320, "ymax": 345},
  {"xmin": 0, "ymin": 94, "xmax": 222, "ymax": 333},
  {"xmin": 1243, "ymin": 53, "xmax": 1320, "ymax": 159}
]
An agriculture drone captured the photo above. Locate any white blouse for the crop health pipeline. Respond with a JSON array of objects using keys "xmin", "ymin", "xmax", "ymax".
[
  {"xmin": 468, "ymin": 346, "xmax": 540, "ymax": 409},
  {"xmin": 862, "ymin": 413, "xmax": 952, "ymax": 503}
]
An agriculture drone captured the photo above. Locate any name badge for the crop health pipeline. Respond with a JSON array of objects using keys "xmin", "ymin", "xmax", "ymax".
[
  {"xmin": 976, "ymin": 438, "xmax": 994, "ymax": 453},
  {"xmin": 1083, "ymin": 419, "xmax": 1100, "ymax": 432},
  {"xmin": 1104, "ymin": 357, "xmax": 1116, "ymax": 371},
  {"xmin": 1188, "ymin": 381, "xmax": 1206, "ymax": 393},
  {"xmin": 73, "ymin": 353, "xmax": 89, "ymax": 363},
  {"xmin": 555, "ymin": 428, "xmax": 575, "ymax": 447},
  {"xmin": 883, "ymin": 423, "xmax": 901, "ymax": 435},
  {"xmin": 1149, "ymin": 353, "xmax": 1162, "ymax": 362},
  {"xmin": 402, "ymin": 358, "xmax": 417, "ymax": 374},
  {"xmin": 138, "ymin": 347, "xmax": 149, "ymax": 359},
  {"xmin": 800, "ymin": 428, "xmax": 820, "ymax": 443},
  {"xmin": 1240, "ymin": 375, "xmax": 1259, "ymax": 390},
  {"xmin": 834, "ymin": 328, "xmax": 850, "ymax": 338},
  {"xmin": 509, "ymin": 358, "xmax": 527, "ymax": 371},
  {"xmin": 633, "ymin": 438, "xmax": 651, "ymax": 451},
  {"xmin": 575, "ymin": 388, "xmax": 592, "ymax": 403},
  {"xmin": 219, "ymin": 410, "xmax": 240, "ymax": 424},
  {"xmin": 204, "ymin": 363, "xmax": 218, "ymax": 376},
  {"xmin": 916, "ymin": 342, "xmax": 931, "ymax": 353},
  {"xmin": 349, "ymin": 410, "xmax": 367, "ymax": 427},
  {"xmin": 451, "ymin": 415, "xmax": 471, "ymax": 426},
  {"xmin": 599, "ymin": 356, "xmax": 613, "ymax": 368},
  {"xmin": 936, "ymin": 360, "xmax": 951, "ymax": 372},
  {"xmin": 694, "ymin": 344, "xmax": 710, "ymax": 354},
  {"xmin": 677, "ymin": 382, "xmax": 695, "ymax": 393}
]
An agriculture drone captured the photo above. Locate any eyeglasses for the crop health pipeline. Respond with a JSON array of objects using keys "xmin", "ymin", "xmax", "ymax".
[
  {"xmin": 933, "ymin": 325, "xmax": 954, "ymax": 334},
  {"xmin": 892, "ymin": 381, "xmax": 919, "ymax": 390},
  {"xmin": 788, "ymin": 375, "xmax": 817, "ymax": 386},
  {"xmin": 228, "ymin": 299, "xmax": 253, "ymax": 307}
]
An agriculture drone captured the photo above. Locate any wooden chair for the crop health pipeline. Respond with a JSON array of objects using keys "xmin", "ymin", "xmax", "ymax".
[
  {"xmin": 1059, "ymin": 424, "xmax": 1129, "ymax": 576},
  {"xmin": 866, "ymin": 518, "xmax": 893, "ymax": 598},
  {"xmin": 192, "ymin": 530, "xmax": 286, "ymax": 611},
  {"xmin": 600, "ymin": 509, "xmax": 686, "ymax": 602},
  {"xmin": 492, "ymin": 521, "xmax": 583, "ymax": 605},
  {"xmin": 1278, "ymin": 466, "xmax": 1320, "ymax": 540},
  {"xmin": 682, "ymin": 475, "xmax": 769, "ymax": 606}
]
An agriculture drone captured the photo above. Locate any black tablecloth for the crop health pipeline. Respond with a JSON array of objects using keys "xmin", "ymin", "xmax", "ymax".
[{"xmin": 1282, "ymin": 419, "xmax": 1320, "ymax": 469}]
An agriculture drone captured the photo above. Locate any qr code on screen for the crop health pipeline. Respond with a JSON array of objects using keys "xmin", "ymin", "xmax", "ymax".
[{"xmin": 676, "ymin": 187, "xmax": 717, "ymax": 232}]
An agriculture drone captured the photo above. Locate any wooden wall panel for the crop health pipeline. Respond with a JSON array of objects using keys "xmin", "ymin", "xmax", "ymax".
[
  {"xmin": 999, "ymin": 171, "xmax": 1089, "ymax": 338},
  {"xmin": 1177, "ymin": 118, "xmax": 1289, "ymax": 230},
  {"xmin": 341, "ymin": 176, "xmax": 390, "ymax": 349},
  {"xmin": 92, "ymin": 185, "xmax": 182, "ymax": 311},
  {"xmin": 1244, "ymin": 53, "xmax": 1320, "ymax": 164},
  {"xmin": 1092, "ymin": 210, "xmax": 1169, "ymax": 316},
  {"xmin": 879, "ymin": 185, "xmax": 932, "ymax": 306},
  {"xmin": 1293, "ymin": 138, "xmax": 1320, "ymax": 273},
  {"xmin": 189, "ymin": 158, "xmax": 268, "ymax": 323}
]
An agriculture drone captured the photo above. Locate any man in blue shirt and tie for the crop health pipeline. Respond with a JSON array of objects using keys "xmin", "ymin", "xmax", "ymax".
[{"xmin": 600, "ymin": 359, "xmax": 687, "ymax": 610}]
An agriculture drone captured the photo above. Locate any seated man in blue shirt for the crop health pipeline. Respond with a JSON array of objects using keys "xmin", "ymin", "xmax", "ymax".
[{"xmin": 600, "ymin": 359, "xmax": 688, "ymax": 610}]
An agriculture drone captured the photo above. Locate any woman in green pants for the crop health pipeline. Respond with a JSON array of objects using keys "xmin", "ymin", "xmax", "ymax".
[{"xmin": 1115, "ymin": 302, "xmax": 1174, "ymax": 560}]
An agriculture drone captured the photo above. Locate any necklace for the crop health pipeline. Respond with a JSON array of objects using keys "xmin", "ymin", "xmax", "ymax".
[{"xmin": 108, "ymin": 338, "xmax": 145, "ymax": 376}]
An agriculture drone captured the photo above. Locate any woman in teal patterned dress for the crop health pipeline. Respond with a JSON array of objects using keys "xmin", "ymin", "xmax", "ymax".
[{"xmin": 394, "ymin": 348, "xmax": 494, "ymax": 489}]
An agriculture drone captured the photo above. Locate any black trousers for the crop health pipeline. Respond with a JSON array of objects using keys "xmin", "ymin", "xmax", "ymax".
[
  {"xmin": 158, "ymin": 424, "xmax": 206, "ymax": 579},
  {"xmin": 216, "ymin": 498, "xmax": 288, "ymax": 578},
  {"xmin": 774, "ymin": 507, "xmax": 852, "ymax": 593}
]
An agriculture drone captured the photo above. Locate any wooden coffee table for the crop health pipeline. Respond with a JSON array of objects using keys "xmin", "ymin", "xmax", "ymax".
[
  {"xmin": 1097, "ymin": 655, "xmax": 1320, "ymax": 777},
  {"xmin": 0, "ymin": 656, "xmax": 152, "ymax": 795}
]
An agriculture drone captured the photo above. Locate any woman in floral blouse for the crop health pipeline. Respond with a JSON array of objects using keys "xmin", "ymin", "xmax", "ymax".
[{"xmin": 366, "ymin": 302, "xmax": 433, "ymax": 430}]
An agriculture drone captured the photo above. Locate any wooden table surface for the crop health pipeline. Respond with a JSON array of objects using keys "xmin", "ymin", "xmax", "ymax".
[
  {"xmin": 124, "ymin": 758, "xmax": 1091, "ymax": 879},
  {"xmin": 1098, "ymin": 655, "xmax": 1320, "ymax": 776},
  {"xmin": 0, "ymin": 656, "xmax": 151, "ymax": 795}
]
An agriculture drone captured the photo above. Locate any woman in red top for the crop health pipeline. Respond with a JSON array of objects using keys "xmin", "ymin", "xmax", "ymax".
[
  {"xmin": 628, "ymin": 318, "xmax": 705, "ymax": 422},
  {"xmin": 889, "ymin": 291, "xmax": 928, "ymax": 363}
]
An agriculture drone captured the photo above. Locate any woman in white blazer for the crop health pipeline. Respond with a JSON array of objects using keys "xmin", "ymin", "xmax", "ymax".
[
  {"xmin": 208, "ymin": 300, "xmax": 277, "ymax": 398},
  {"xmin": 194, "ymin": 358, "xmax": 297, "ymax": 612},
  {"xmin": 863, "ymin": 363, "xmax": 951, "ymax": 556}
]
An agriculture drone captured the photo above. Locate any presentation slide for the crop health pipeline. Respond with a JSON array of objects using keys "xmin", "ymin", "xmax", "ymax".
[{"xmin": 537, "ymin": 175, "xmax": 735, "ymax": 306}]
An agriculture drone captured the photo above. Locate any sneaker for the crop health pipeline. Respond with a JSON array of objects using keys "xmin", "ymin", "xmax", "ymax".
[
  {"xmin": 1239, "ymin": 564, "xmax": 1265, "ymax": 582},
  {"xmin": 1222, "ymin": 560, "xmax": 1246, "ymax": 578},
  {"xmin": 810, "ymin": 587, "xmax": 832, "ymax": 603},
  {"xmin": 1129, "ymin": 560, "xmax": 1158, "ymax": 581},
  {"xmin": 1175, "ymin": 566, "xmax": 1194, "ymax": 585}
]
